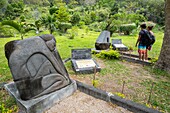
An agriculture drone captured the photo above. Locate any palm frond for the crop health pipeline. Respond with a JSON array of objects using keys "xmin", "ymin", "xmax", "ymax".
[{"xmin": 1, "ymin": 20, "xmax": 21, "ymax": 32}]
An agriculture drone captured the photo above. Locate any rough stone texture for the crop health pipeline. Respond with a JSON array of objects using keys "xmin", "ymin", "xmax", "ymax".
[
  {"xmin": 71, "ymin": 49, "xmax": 101, "ymax": 74},
  {"xmin": 112, "ymin": 39, "xmax": 128, "ymax": 51},
  {"xmin": 4, "ymin": 80, "xmax": 77, "ymax": 113},
  {"xmin": 95, "ymin": 30, "xmax": 111, "ymax": 50},
  {"xmin": 4, "ymin": 34, "xmax": 71, "ymax": 100}
]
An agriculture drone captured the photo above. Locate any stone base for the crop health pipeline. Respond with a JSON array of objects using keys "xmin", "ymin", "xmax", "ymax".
[
  {"xmin": 4, "ymin": 80, "xmax": 77, "ymax": 113},
  {"xmin": 95, "ymin": 43, "xmax": 111, "ymax": 50}
]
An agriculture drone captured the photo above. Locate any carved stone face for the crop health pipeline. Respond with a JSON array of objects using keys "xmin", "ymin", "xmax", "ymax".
[{"xmin": 5, "ymin": 34, "xmax": 71, "ymax": 100}]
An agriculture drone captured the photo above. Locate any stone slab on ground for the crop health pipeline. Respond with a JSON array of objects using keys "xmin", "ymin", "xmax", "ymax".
[
  {"xmin": 45, "ymin": 91, "xmax": 132, "ymax": 113},
  {"xmin": 4, "ymin": 80, "xmax": 77, "ymax": 113}
]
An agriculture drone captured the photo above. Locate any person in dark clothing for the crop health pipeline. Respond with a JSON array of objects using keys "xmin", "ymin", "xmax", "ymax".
[{"xmin": 135, "ymin": 23, "xmax": 147, "ymax": 60}]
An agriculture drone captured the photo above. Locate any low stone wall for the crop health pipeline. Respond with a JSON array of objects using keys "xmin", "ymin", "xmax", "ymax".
[{"xmin": 76, "ymin": 80, "xmax": 161, "ymax": 113}]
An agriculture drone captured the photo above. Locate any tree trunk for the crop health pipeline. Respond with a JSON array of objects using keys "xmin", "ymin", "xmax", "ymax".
[{"xmin": 155, "ymin": 0, "xmax": 170, "ymax": 73}]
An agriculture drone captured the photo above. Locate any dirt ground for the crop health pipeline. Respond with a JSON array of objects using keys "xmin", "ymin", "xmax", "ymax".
[
  {"xmin": 45, "ymin": 91, "xmax": 132, "ymax": 113},
  {"xmin": 45, "ymin": 59, "xmax": 159, "ymax": 113}
]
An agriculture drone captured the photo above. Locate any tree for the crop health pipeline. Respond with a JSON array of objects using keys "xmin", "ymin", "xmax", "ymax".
[
  {"xmin": 1, "ymin": 19, "xmax": 36, "ymax": 39},
  {"xmin": 155, "ymin": 0, "xmax": 170, "ymax": 73},
  {"xmin": 4, "ymin": 1, "xmax": 24, "ymax": 20},
  {"xmin": 40, "ymin": 14, "xmax": 57, "ymax": 34},
  {"xmin": 56, "ymin": 6, "xmax": 70, "ymax": 23}
]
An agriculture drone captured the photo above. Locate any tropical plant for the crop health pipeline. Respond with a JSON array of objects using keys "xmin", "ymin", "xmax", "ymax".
[
  {"xmin": 40, "ymin": 14, "xmax": 57, "ymax": 34},
  {"xmin": 1, "ymin": 20, "xmax": 36, "ymax": 39},
  {"xmin": 70, "ymin": 12, "xmax": 81, "ymax": 25},
  {"xmin": 56, "ymin": 6, "xmax": 70, "ymax": 23},
  {"xmin": 4, "ymin": 1, "xmax": 24, "ymax": 20}
]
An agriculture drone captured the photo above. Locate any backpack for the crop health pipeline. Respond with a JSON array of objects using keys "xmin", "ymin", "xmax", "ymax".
[{"xmin": 141, "ymin": 30, "xmax": 155, "ymax": 47}]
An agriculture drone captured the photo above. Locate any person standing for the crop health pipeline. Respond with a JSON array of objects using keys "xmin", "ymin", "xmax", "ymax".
[{"xmin": 135, "ymin": 23, "xmax": 147, "ymax": 60}]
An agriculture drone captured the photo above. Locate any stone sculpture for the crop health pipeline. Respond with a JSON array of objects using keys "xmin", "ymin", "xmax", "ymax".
[
  {"xmin": 5, "ymin": 34, "xmax": 71, "ymax": 100},
  {"xmin": 95, "ymin": 30, "xmax": 111, "ymax": 50}
]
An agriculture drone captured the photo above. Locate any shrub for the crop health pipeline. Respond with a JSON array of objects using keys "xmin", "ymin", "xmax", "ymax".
[
  {"xmin": 95, "ymin": 50, "xmax": 120, "ymax": 59},
  {"xmin": 119, "ymin": 23, "xmax": 136, "ymax": 35},
  {"xmin": 78, "ymin": 21, "xmax": 85, "ymax": 28},
  {"xmin": 70, "ymin": 13, "xmax": 81, "ymax": 25},
  {"xmin": 58, "ymin": 22, "xmax": 72, "ymax": 33},
  {"xmin": 68, "ymin": 26, "xmax": 78, "ymax": 39},
  {"xmin": 89, "ymin": 22, "xmax": 101, "ymax": 32}
]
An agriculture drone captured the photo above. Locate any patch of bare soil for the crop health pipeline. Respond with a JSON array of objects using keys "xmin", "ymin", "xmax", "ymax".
[{"xmin": 45, "ymin": 91, "xmax": 132, "ymax": 113}]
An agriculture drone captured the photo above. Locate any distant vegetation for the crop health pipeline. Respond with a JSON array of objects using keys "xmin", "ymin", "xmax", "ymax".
[{"xmin": 0, "ymin": 0, "xmax": 165, "ymax": 38}]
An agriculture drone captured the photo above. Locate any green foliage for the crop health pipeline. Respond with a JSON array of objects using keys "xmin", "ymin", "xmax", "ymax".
[
  {"xmin": 141, "ymin": 79, "xmax": 170, "ymax": 112},
  {"xmin": 0, "ymin": 24, "xmax": 14, "ymax": 37},
  {"xmin": 70, "ymin": 13, "xmax": 81, "ymax": 25},
  {"xmin": 96, "ymin": 50, "xmax": 120, "ymax": 59},
  {"xmin": 0, "ymin": 0, "xmax": 8, "ymax": 16},
  {"xmin": 67, "ymin": 26, "xmax": 78, "ymax": 39},
  {"xmin": 90, "ymin": 11, "xmax": 97, "ymax": 22},
  {"xmin": 1, "ymin": 20, "xmax": 36, "ymax": 39},
  {"xmin": 150, "ymin": 57, "xmax": 158, "ymax": 64},
  {"xmin": 96, "ymin": 8, "xmax": 110, "ymax": 22},
  {"xmin": 92, "ymin": 80, "xmax": 99, "ymax": 87},
  {"xmin": 58, "ymin": 22, "xmax": 72, "ymax": 33},
  {"xmin": 119, "ymin": 23, "xmax": 136, "ymax": 35},
  {"xmin": 40, "ymin": 14, "xmax": 57, "ymax": 34},
  {"xmin": 82, "ymin": 13, "xmax": 92, "ymax": 25},
  {"xmin": 115, "ymin": 92, "xmax": 125, "ymax": 98},
  {"xmin": 4, "ymin": 1, "xmax": 24, "ymax": 20},
  {"xmin": 89, "ymin": 22, "xmax": 101, "ymax": 32},
  {"xmin": 49, "ymin": 6, "xmax": 58, "ymax": 15},
  {"xmin": 56, "ymin": 6, "xmax": 70, "ymax": 23}
]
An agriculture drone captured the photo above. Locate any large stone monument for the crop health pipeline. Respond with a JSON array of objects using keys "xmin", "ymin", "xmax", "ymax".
[
  {"xmin": 4, "ymin": 34, "xmax": 77, "ymax": 112},
  {"xmin": 95, "ymin": 30, "xmax": 111, "ymax": 50}
]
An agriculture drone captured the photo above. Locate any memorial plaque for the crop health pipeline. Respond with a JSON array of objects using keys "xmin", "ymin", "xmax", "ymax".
[
  {"xmin": 71, "ymin": 49, "xmax": 101, "ymax": 73},
  {"xmin": 112, "ymin": 39, "xmax": 128, "ymax": 51}
]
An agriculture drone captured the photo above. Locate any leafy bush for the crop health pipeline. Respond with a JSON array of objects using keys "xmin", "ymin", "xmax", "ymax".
[
  {"xmin": 0, "ymin": 25, "xmax": 14, "ymax": 37},
  {"xmin": 49, "ymin": 6, "xmax": 58, "ymax": 15},
  {"xmin": 96, "ymin": 8, "xmax": 110, "ymax": 22},
  {"xmin": 70, "ymin": 13, "xmax": 81, "ymax": 25},
  {"xmin": 89, "ymin": 22, "xmax": 101, "ymax": 32},
  {"xmin": 95, "ymin": 50, "xmax": 120, "ymax": 59},
  {"xmin": 67, "ymin": 26, "xmax": 78, "ymax": 39},
  {"xmin": 119, "ymin": 23, "xmax": 136, "ymax": 35},
  {"xmin": 78, "ymin": 21, "xmax": 85, "ymax": 28},
  {"xmin": 82, "ymin": 13, "xmax": 92, "ymax": 25},
  {"xmin": 58, "ymin": 22, "xmax": 72, "ymax": 33}
]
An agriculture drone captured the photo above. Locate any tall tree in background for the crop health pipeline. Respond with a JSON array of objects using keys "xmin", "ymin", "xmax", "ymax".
[{"xmin": 155, "ymin": 0, "xmax": 170, "ymax": 73}]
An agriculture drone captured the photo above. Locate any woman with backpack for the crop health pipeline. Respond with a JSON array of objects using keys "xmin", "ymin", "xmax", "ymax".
[{"xmin": 146, "ymin": 25, "xmax": 155, "ymax": 59}]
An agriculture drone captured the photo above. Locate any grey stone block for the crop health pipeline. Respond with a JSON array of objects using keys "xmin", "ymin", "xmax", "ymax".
[
  {"xmin": 112, "ymin": 39, "xmax": 128, "ymax": 51},
  {"xmin": 71, "ymin": 49, "xmax": 101, "ymax": 74},
  {"xmin": 4, "ymin": 80, "xmax": 77, "ymax": 113}
]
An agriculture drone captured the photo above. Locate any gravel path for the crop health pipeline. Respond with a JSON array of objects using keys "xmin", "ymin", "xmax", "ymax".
[{"xmin": 45, "ymin": 91, "xmax": 132, "ymax": 113}]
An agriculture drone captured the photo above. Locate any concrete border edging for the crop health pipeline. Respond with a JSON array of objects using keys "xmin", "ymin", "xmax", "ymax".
[{"xmin": 76, "ymin": 80, "xmax": 161, "ymax": 113}]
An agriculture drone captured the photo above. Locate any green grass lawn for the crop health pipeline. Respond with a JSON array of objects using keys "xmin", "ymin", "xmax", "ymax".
[{"xmin": 0, "ymin": 29, "xmax": 169, "ymax": 113}]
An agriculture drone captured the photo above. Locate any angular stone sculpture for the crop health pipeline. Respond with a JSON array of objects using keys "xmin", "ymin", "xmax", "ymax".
[
  {"xmin": 95, "ymin": 30, "xmax": 111, "ymax": 50},
  {"xmin": 5, "ymin": 34, "xmax": 71, "ymax": 100}
]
